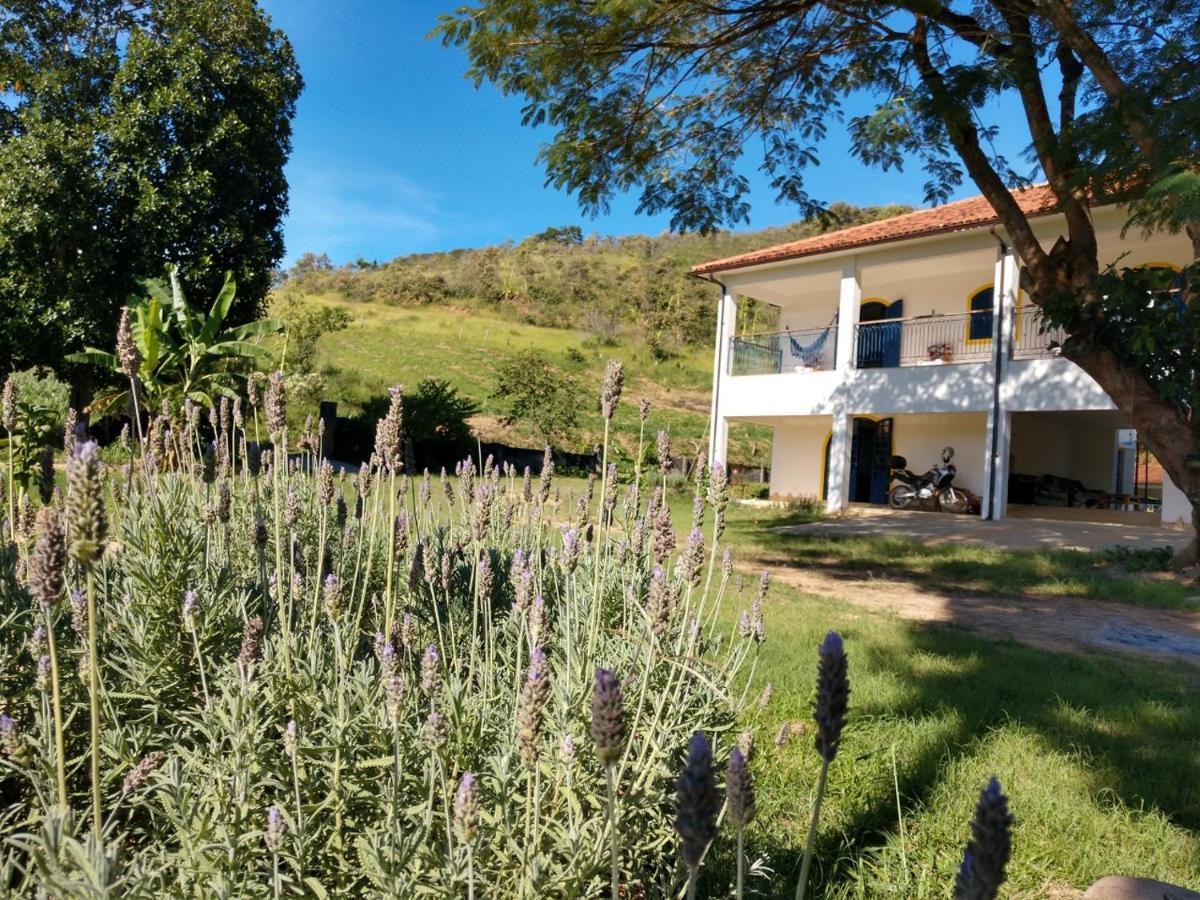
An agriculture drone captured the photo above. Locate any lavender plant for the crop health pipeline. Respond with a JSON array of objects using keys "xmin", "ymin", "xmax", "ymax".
[{"xmin": 0, "ymin": 367, "xmax": 753, "ymax": 896}]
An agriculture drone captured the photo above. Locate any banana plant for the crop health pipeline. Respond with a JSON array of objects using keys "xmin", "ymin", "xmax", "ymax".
[{"xmin": 68, "ymin": 267, "xmax": 283, "ymax": 416}]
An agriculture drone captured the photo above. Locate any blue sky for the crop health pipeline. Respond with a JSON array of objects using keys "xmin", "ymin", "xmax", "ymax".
[{"xmin": 262, "ymin": 1, "xmax": 1033, "ymax": 266}]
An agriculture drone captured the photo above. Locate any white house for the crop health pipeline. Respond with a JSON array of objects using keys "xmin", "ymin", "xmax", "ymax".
[{"xmin": 696, "ymin": 186, "xmax": 1194, "ymax": 527}]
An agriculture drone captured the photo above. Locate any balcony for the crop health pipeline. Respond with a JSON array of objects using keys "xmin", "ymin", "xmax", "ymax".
[
  {"xmin": 854, "ymin": 311, "xmax": 992, "ymax": 368},
  {"xmin": 729, "ymin": 325, "xmax": 837, "ymax": 375},
  {"xmin": 729, "ymin": 307, "xmax": 1069, "ymax": 376}
]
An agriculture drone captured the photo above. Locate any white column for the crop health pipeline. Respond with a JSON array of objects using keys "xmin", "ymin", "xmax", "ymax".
[
  {"xmin": 835, "ymin": 256, "xmax": 861, "ymax": 372},
  {"xmin": 825, "ymin": 412, "xmax": 852, "ymax": 513},
  {"xmin": 708, "ymin": 284, "xmax": 737, "ymax": 467},
  {"xmin": 982, "ymin": 245, "xmax": 1019, "ymax": 519}
]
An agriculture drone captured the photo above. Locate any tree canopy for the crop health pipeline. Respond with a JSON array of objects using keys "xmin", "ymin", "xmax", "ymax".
[
  {"xmin": 0, "ymin": 0, "xmax": 302, "ymax": 372},
  {"xmin": 438, "ymin": 0, "xmax": 1200, "ymax": 555}
]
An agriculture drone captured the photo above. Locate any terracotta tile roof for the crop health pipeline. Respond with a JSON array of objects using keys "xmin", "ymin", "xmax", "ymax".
[{"xmin": 691, "ymin": 185, "xmax": 1060, "ymax": 275}]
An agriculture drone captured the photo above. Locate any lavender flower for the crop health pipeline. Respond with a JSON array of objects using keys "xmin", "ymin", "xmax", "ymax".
[
  {"xmin": 758, "ymin": 681, "xmax": 773, "ymax": 710},
  {"xmin": 420, "ymin": 644, "xmax": 441, "ymax": 696},
  {"xmin": 384, "ymin": 672, "xmax": 407, "ymax": 725},
  {"xmin": 528, "ymin": 594, "xmax": 546, "ymax": 647},
  {"xmin": 28, "ymin": 507, "xmax": 66, "ymax": 607},
  {"xmin": 814, "ymin": 632, "xmax": 849, "ymax": 763},
  {"xmin": 674, "ymin": 732, "xmax": 720, "ymax": 870},
  {"xmin": 70, "ymin": 589, "xmax": 87, "ymax": 638},
  {"xmin": 538, "ymin": 446, "xmax": 554, "ymax": 504},
  {"xmin": 953, "ymin": 777, "xmax": 1013, "ymax": 900},
  {"xmin": 283, "ymin": 720, "xmax": 298, "ymax": 758},
  {"xmin": 725, "ymin": 747, "xmax": 757, "ymax": 827},
  {"xmin": 422, "ymin": 709, "xmax": 448, "ymax": 751},
  {"xmin": 265, "ymin": 372, "xmax": 287, "ymax": 439},
  {"xmin": 63, "ymin": 407, "xmax": 78, "ymax": 456},
  {"xmin": 646, "ymin": 565, "xmax": 675, "ymax": 638},
  {"xmin": 656, "ymin": 430, "xmax": 672, "ymax": 476},
  {"xmin": 35, "ymin": 654, "xmax": 51, "ymax": 693},
  {"xmin": 0, "ymin": 714, "xmax": 28, "ymax": 764},
  {"xmin": 37, "ymin": 446, "xmax": 54, "ymax": 504},
  {"xmin": 1, "ymin": 375, "xmax": 15, "ymax": 432},
  {"xmin": 679, "ymin": 527, "xmax": 705, "ymax": 585},
  {"xmin": 182, "ymin": 590, "xmax": 198, "ymax": 631},
  {"xmin": 590, "ymin": 668, "xmax": 626, "ymax": 766},
  {"xmin": 238, "ymin": 616, "xmax": 264, "ymax": 679},
  {"xmin": 265, "ymin": 805, "xmax": 287, "ymax": 852},
  {"xmin": 318, "ymin": 459, "xmax": 335, "ymax": 505},
  {"xmin": 66, "ymin": 442, "xmax": 107, "ymax": 565},
  {"xmin": 775, "ymin": 721, "xmax": 791, "ymax": 749},
  {"xmin": 399, "ymin": 612, "xmax": 414, "ymax": 651},
  {"xmin": 639, "ymin": 397, "xmax": 650, "ymax": 422},
  {"xmin": 600, "ymin": 359, "xmax": 624, "ymax": 420},
  {"xmin": 559, "ymin": 734, "xmax": 577, "ymax": 766},
  {"xmin": 737, "ymin": 729, "xmax": 754, "ymax": 761},
  {"xmin": 323, "ymin": 573, "xmax": 343, "ymax": 621},
  {"xmin": 372, "ymin": 386, "xmax": 405, "ymax": 473},
  {"xmin": 454, "ymin": 773, "xmax": 480, "ymax": 845},
  {"xmin": 115, "ymin": 307, "xmax": 141, "ymax": 376},
  {"xmin": 560, "ymin": 525, "xmax": 581, "ymax": 574},
  {"xmin": 122, "ymin": 750, "xmax": 166, "ymax": 794},
  {"xmin": 517, "ymin": 647, "xmax": 550, "ymax": 768}
]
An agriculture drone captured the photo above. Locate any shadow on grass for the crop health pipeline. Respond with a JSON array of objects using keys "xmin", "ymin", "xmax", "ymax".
[
  {"xmin": 702, "ymin": 616, "xmax": 1200, "ymax": 898},
  {"xmin": 736, "ymin": 513, "xmax": 1196, "ymax": 611}
]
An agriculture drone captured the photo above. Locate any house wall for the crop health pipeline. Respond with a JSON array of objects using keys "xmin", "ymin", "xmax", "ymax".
[
  {"xmin": 1162, "ymin": 475, "xmax": 1195, "ymax": 528},
  {"xmin": 769, "ymin": 418, "xmax": 830, "ymax": 499}
]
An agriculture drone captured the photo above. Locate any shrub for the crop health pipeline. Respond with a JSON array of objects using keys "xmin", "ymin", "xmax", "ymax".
[
  {"xmin": 492, "ymin": 351, "xmax": 584, "ymax": 446},
  {"xmin": 0, "ymin": 378, "xmax": 756, "ymax": 896}
]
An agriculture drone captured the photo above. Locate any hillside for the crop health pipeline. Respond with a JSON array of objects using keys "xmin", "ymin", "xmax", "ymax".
[{"xmin": 273, "ymin": 203, "xmax": 911, "ymax": 468}]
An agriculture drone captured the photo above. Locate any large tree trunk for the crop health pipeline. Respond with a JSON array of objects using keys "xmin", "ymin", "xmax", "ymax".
[{"xmin": 1064, "ymin": 343, "xmax": 1200, "ymax": 567}]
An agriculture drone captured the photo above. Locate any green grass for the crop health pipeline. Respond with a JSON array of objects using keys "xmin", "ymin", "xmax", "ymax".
[
  {"xmin": 613, "ymin": 484, "xmax": 1200, "ymax": 896},
  {"xmin": 735, "ymin": 591, "xmax": 1200, "ymax": 897},
  {"xmin": 288, "ymin": 293, "xmax": 772, "ymax": 464}
]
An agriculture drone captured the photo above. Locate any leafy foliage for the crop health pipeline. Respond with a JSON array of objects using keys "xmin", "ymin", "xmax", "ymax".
[
  {"xmin": 493, "ymin": 351, "xmax": 584, "ymax": 445},
  {"xmin": 0, "ymin": 0, "xmax": 302, "ymax": 371},
  {"xmin": 66, "ymin": 269, "xmax": 282, "ymax": 415}
]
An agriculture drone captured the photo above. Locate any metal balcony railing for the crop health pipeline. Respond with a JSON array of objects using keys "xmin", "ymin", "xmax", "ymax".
[
  {"xmin": 1012, "ymin": 305, "xmax": 1069, "ymax": 359},
  {"xmin": 729, "ymin": 326, "xmax": 837, "ymax": 375},
  {"xmin": 726, "ymin": 306, "xmax": 1072, "ymax": 375},
  {"xmin": 854, "ymin": 311, "xmax": 994, "ymax": 368}
]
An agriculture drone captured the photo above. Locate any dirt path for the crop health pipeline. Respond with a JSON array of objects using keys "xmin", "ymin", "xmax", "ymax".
[{"xmin": 757, "ymin": 563, "xmax": 1200, "ymax": 666}]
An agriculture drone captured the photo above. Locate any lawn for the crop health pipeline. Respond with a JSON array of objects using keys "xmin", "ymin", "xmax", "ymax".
[{"xmin": 630, "ymin": 485, "xmax": 1200, "ymax": 896}]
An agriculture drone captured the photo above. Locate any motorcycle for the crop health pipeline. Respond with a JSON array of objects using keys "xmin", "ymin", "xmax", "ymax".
[{"xmin": 887, "ymin": 447, "xmax": 971, "ymax": 513}]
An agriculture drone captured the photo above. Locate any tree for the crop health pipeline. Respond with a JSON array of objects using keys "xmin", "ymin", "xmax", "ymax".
[
  {"xmin": 493, "ymin": 351, "xmax": 582, "ymax": 446},
  {"xmin": 0, "ymin": 0, "xmax": 301, "ymax": 374},
  {"xmin": 438, "ymin": 0, "xmax": 1200, "ymax": 560}
]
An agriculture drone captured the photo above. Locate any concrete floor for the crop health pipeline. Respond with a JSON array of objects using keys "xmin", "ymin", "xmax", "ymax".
[{"xmin": 776, "ymin": 507, "xmax": 1188, "ymax": 552}]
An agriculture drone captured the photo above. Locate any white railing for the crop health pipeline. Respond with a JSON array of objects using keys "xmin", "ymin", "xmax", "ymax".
[{"xmin": 1012, "ymin": 305, "xmax": 1069, "ymax": 359}]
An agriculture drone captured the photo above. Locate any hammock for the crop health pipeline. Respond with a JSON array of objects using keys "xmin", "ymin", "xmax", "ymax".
[{"xmin": 787, "ymin": 320, "xmax": 835, "ymax": 367}]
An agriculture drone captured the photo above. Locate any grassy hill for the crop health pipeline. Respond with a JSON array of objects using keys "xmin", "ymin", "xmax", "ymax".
[{"xmin": 275, "ymin": 203, "xmax": 911, "ymax": 467}]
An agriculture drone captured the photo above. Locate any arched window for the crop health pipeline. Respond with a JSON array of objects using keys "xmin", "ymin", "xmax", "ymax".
[{"xmin": 967, "ymin": 285, "xmax": 994, "ymax": 342}]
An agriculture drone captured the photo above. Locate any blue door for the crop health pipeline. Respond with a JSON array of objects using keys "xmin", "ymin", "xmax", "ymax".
[{"xmin": 857, "ymin": 299, "xmax": 904, "ymax": 368}]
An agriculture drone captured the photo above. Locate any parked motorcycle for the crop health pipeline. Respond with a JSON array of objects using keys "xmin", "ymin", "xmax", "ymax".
[{"xmin": 887, "ymin": 447, "xmax": 971, "ymax": 513}]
